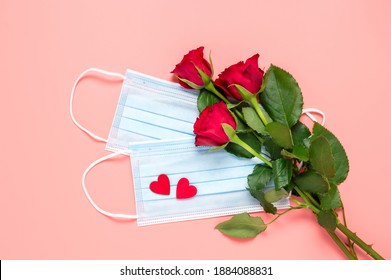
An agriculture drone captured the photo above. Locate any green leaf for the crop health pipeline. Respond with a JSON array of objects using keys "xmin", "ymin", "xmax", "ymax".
[
  {"xmin": 215, "ymin": 213, "xmax": 267, "ymax": 238},
  {"xmin": 266, "ymin": 122, "xmax": 293, "ymax": 149},
  {"xmin": 225, "ymin": 132, "xmax": 262, "ymax": 158},
  {"xmin": 291, "ymin": 121, "xmax": 311, "ymax": 146},
  {"xmin": 208, "ymin": 143, "xmax": 228, "ymax": 152},
  {"xmin": 242, "ymin": 107, "xmax": 267, "ymax": 135},
  {"xmin": 194, "ymin": 65, "xmax": 211, "ymax": 85},
  {"xmin": 247, "ymin": 164, "xmax": 273, "ymax": 191},
  {"xmin": 293, "ymin": 145, "xmax": 309, "ymax": 161},
  {"xmin": 312, "ymin": 123, "xmax": 349, "ymax": 184},
  {"xmin": 281, "ymin": 145, "xmax": 309, "ymax": 161},
  {"xmin": 261, "ymin": 65, "xmax": 304, "ymax": 127},
  {"xmin": 231, "ymin": 84, "xmax": 255, "ymax": 101},
  {"xmin": 317, "ymin": 210, "xmax": 337, "ymax": 232},
  {"xmin": 248, "ymin": 189, "xmax": 277, "ymax": 214},
  {"xmin": 284, "ymin": 182, "xmax": 296, "ymax": 194},
  {"xmin": 264, "ymin": 188, "xmax": 289, "ymax": 203},
  {"xmin": 294, "ymin": 170, "xmax": 329, "ymax": 193},
  {"xmin": 272, "ymin": 158, "xmax": 293, "ymax": 190},
  {"xmin": 320, "ymin": 184, "xmax": 341, "ymax": 210},
  {"xmin": 197, "ymin": 89, "xmax": 220, "ymax": 112},
  {"xmin": 247, "ymin": 165, "xmax": 277, "ymax": 214},
  {"xmin": 263, "ymin": 137, "xmax": 282, "ymax": 160},
  {"xmin": 222, "ymin": 123, "xmax": 236, "ymax": 140},
  {"xmin": 233, "ymin": 118, "xmax": 248, "ymax": 133},
  {"xmin": 260, "ymin": 106, "xmax": 274, "ymax": 123},
  {"xmin": 227, "ymin": 101, "xmax": 245, "ymax": 110},
  {"xmin": 177, "ymin": 76, "xmax": 203, "ymax": 90},
  {"xmin": 309, "ymin": 135, "xmax": 336, "ymax": 178},
  {"xmin": 209, "ymin": 51, "xmax": 214, "ymax": 77}
]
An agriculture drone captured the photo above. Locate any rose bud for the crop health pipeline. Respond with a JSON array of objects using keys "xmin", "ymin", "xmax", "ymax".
[
  {"xmin": 193, "ymin": 101, "xmax": 236, "ymax": 147},
  {"xmin": 171, "ymin": 47, "xmax": 212, "ymax": 89},
  {"xmin": 215, "ymin": 54, "xmax": 264, "ymax": 101}
]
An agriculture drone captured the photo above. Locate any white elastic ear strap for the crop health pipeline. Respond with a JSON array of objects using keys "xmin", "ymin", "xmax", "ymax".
[
  {"xmin": 70, "ymin": 68, "xmax": 126, "ymax": 143},
  {"xmin": 302, "ymin": 108, "xmax": 326, "ymax": 126},
  {"xmin": 82, "ymin": 151, "xmax": 137, "ymax": 219}
]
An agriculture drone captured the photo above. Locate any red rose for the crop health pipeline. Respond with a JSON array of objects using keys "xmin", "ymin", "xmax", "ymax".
[
  {"xmin": 215, "ymin": 54, "xmax": 264, "ymax": 100},
  {"xmin": 171, "ymin": 47, "xmax": 212, "ymax": 89},
  {"xmin": 194, "ymin": 101, "xmax": 236, "ymax": 146}
]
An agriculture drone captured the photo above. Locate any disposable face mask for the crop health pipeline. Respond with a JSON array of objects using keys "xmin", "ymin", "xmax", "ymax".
[
  {"xmin": 70, "ymin": 68, "xmax": 199, "ymax": 154},
  {"xmin": 129, "ymin": 138, "xmax": 290, "ymax": 226},
  {"xmin": 70, "ymin": 68, "xmax": 326, "ymax": 223}
]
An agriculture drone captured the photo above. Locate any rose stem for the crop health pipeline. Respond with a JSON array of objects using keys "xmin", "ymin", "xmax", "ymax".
[
  {"xmin": 205, "ymin": 82, "xmax": 230, "ymax": 104},
  {"xmin": 336, "ymin": 223, "xmax": 384, "ymax": 260},
  {"xmin": 327, "ymin": 230, "xmax": 357, "ymax": 260},
  {"xmin": 296, "ymin": 187, "xmax": 384, "ymax": 260},
  {"xmin": 230, "ymin": 135, "xmax": 272, "ymax": 167},
  {"xmin": 249, "ymin": 96, "xmax": 269, "ymax": 126}
]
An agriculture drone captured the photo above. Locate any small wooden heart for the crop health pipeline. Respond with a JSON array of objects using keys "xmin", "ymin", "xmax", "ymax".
[
  {"xmin": 176, "ymin": 178, "xmax": 197, "ymax": 199},
  {"xmin": 149, "ymin": 174, "xmax": 170, "ymax": 195}
]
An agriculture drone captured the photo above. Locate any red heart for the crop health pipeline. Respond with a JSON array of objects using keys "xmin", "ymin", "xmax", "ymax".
[
  {"xmin": 150, "ymin": 174, "xmax": 170, "ymax": 195},
  {"xmin": 176, "ymin": 178, "xmax": 197, "ymax": 199}
]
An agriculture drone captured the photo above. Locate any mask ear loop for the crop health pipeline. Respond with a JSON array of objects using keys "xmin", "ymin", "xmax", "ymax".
[
  {"xmin": 70, "ymin": 68, "xmax": 126, "ymax": 143},
  {"xmin": 302, "ymin": 108, "xmax": 326, "ymax": 126},
  {"xmin": 82, "ymin": 151, "xmax": 137, "ymax": 219}
]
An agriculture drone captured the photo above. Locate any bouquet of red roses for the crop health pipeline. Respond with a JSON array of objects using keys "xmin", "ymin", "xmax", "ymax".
[{"xmin": 172, "ymin": 47, "xmax": 383, "ymax": 260}]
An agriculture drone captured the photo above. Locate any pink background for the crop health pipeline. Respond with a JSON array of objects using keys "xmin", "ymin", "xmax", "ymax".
[{"xmin": 1, "ymin": 0, "xmax": 390, "ymax": 259}]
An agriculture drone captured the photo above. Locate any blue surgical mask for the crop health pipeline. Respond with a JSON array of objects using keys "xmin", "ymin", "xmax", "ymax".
[
  {"xmin": 128, "ymin": 138, "xmax": 289, "ymax": 225},
  {"xmin": 70, "ymin": 68, "xmax": 199, "ymax": 153}
]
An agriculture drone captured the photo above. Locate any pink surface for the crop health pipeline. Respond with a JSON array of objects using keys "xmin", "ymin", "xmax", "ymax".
[{"xmin": 1, "ymin": 0, "xmax": 390, "ymax": 259}]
